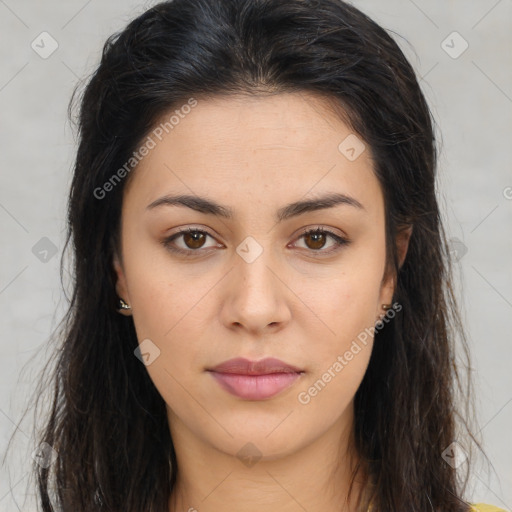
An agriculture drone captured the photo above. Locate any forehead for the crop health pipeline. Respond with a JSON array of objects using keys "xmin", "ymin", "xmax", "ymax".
[
  {"xmin": 123, "ymin": 92, "xmax": 382, "ymax": 220},
  {"xmin": 154, "ymin": 92, "xmax": 351, "ymax": 152}
]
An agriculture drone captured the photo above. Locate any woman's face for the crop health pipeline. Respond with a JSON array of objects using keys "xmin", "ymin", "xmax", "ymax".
[{"xmin": 113, "ymin": 92, "xmax": 405, "ymax": 461}]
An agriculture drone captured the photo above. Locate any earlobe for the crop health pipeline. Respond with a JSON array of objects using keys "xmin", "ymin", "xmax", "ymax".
[
  {"xmin": 113, "ymin": 252, "xmax": 132, "ymax": 316},
  {"xmin": 376, "ymin": 225, "xmax": 413, "ymax": 324}
]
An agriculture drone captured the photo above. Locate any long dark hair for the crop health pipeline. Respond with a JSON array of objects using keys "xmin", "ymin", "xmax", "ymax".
[{"xmin": 7, "ymin": 0, "xmax": 488, "ymax": 510}]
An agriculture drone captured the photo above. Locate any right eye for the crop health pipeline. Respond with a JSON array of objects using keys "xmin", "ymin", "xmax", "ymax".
[{"xmin": 161, "ymin": 227, "xmax": 222, "ymax": 256}]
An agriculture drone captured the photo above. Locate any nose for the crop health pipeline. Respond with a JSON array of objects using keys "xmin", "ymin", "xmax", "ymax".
[{"xmin": 220, "ymin": 245, "xmax": 292, "ymax": 335}]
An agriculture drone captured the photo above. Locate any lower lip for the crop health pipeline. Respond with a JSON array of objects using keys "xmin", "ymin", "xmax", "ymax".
[{"xmin": 208, "ymin": 371, "xmax": 302, "ymax": 400}]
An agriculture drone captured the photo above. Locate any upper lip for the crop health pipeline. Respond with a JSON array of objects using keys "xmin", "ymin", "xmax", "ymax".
[{"xmin": 207, "ymin": 357, "xmax": 303, "ymax": 375}]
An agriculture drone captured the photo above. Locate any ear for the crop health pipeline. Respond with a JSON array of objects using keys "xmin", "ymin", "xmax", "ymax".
[
  {"xmin": 396, "ymin": 224, "xmax": 413, "ymax": 270},
  {"xmin": 377, "ymin": 224, "xmax": 413, "ymax": 315},
  {"xmin": 113, "ymin": 251, "xmax": 132, "ymax": 316}
]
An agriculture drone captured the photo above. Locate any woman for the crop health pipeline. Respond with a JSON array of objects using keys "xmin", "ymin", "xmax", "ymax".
[{"xmin": 20, "ymin": 0, "xmax": 505, "ymax": 510}]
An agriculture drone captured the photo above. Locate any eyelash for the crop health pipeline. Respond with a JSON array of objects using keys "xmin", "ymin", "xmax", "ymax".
[{"xmin": 161, "ymin": 226, "xmax": 350, "ymax": 257}]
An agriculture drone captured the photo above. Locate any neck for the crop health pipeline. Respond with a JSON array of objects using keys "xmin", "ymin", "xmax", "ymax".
[{"xmin": 167, "ymin": 403, "xmax": 368, "ymax": 512}]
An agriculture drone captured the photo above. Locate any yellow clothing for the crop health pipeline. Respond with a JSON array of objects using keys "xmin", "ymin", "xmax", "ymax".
[
  {"xmin": 367, "ymin": 503, "xmax": 507, "ymax": 511},
  {"xmin": 470, "ymin": 504, "xmax": 508, "ymax": 512}
]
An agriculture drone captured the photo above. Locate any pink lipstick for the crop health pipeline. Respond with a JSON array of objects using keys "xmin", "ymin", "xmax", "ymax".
[{"xmin": 207, "ymin": 357, "xmax": 304, "ymax": 400}]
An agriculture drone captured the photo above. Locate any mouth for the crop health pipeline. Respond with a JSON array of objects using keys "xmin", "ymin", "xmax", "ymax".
[{"xmin": 206, "ymin": 357, "xmax": 305, "ymax": 400}]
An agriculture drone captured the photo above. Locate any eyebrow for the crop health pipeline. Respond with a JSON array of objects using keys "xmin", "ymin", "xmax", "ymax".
[{"xmin": 146, "ymin": 192, "xmax": 365, "ymax": 222}]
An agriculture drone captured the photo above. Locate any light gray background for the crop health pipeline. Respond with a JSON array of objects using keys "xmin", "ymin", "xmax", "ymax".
[{"xmin": 0, "ymin": 1, "xmax": 510, "ymax": 510}]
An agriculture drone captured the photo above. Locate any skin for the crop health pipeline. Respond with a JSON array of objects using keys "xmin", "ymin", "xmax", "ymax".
[{"xmin": 113, "ymin": 91, "xmax": 412, "ymax": 512}]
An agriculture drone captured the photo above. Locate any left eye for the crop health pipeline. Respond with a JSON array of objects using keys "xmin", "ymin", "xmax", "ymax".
[
  {"xmin": 162, "ymin": 227, "xmax": 349, "ymax": 256},
  {"xmin": 293, "ymin": 227, "xmax": 350, "ymax": 254}
]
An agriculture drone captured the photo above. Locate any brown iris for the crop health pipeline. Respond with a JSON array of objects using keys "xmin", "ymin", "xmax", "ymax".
[
  {"xmin": 182, "ymin": 230, "xmax": 206, "ymax": 249},
  {"xmin": 304, "ymin": 230, "xmax": 327, "ymax": 250}
]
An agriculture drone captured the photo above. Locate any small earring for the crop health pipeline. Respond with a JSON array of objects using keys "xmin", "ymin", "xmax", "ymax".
[
  {"xmin": 118, "ymin": 298, "xmax": 131, "ymax": 311},
  {"xmin": 376, "ymin": 303, "xmax": 393, "ymax": 325}
]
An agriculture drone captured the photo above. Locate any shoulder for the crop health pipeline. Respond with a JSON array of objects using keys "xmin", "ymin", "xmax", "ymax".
[{"xmin": 470, "ymin": 503, "xmax": 509, "ymax": 512}]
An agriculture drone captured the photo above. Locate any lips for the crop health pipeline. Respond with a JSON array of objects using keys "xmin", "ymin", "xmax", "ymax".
[
  {"xmin": 208, "ymin": 357, "xmax": 303, "ymax": 375},
  {"xmin": 206, "ymin": 357, "xmax": 304, "ymax": 400}
]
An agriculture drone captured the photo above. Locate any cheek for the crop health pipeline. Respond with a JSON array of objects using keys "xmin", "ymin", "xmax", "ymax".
[
  {"xmin": 123, "ymin": 234, "xmax": 207, "ymax": 339},
  {"xmin": 119, "ymin": 241, "xmax": 203, "ymax": 382},
  {"xmin": 294, "ymin": 344, "xmax": 371, "ymax": 436},
  {"xmin": 126, "ymin": 267, "xmax": 209, "ymax": 422},
  {"xmin": 290, "ymin": 252, "xmax": 385, "ymax": 409},
  {"xmin": 129, "ymin": 273, "xmax": 209, "ymax": 374},
  {"xmin": 293, "ymin": 273, "xmax": 379, "ymax": 414},
  {"xmin": 299, "ymin": 258, "xmax": 384, "ymax": 348}
]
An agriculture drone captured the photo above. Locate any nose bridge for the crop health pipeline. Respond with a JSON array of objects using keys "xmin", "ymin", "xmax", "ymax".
[
  {"xmin": 235, "ymin": 234, "xmax": 277, "ymax": 297},
  {"xmin": 226, "ymin": 233, "xmax": 289, "ymax": 329}
]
